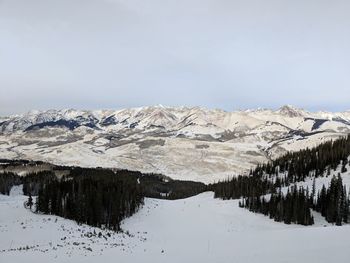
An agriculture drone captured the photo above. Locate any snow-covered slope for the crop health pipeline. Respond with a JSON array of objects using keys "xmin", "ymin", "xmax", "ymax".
[
  {"xmin": 1, "ymin": 105, "xmax": 349, "ymax": 183},
  {"xmin": 1, "ymin": 185, "xmax": 350, "ymax": 263}
]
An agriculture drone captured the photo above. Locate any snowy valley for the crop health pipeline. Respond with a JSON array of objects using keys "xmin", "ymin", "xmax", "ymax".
[
  {"xmin": 1, "ymin": 107, "xmax": 350, "ymax": 263},
  {"xmin": 1, "ymin": 185, "xmax": 350, "ymax": 263}
]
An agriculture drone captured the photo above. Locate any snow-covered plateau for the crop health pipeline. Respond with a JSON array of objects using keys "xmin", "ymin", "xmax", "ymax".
[{"xmin": 1, "ymin": 105, "xmax": 349, "ymax": 183}]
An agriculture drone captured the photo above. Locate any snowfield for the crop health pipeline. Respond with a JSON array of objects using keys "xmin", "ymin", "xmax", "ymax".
[{"xmin": 1, "ymin": 185, "xmax": 350, "ymax": 263}]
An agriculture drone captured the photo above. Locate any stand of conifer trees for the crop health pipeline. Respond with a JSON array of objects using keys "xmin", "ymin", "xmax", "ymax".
[
  {"xmin": 1, "ymin": 160, "xmax": 208, "ymax": 231},
  {"xmin": 257, "ymin": 135, "xmax": 350, "ymax": 184},
  {"xmin": 211, "ymin": 135, "xmax": 350, "ymax": 226},
  {"xmin": 314, "ymin": 175, "xmax": 349, "ymax": 225},
  {"xmin": 35, "ymin": 168, "xmax": 143, "ymax": 231},
  {"xmin": 241, "ymin": 186, "xmax": 314, "ymax": 225},
  {"xmin": 212, "ymin": 135, "xmax": 350, "ymax": 200},
  {"xmin": 212, "ymin": 175, "xmax": 275, "ymax": 200},
  {"xmin": 0, "ymin": 172, "xmax": 21, "ymax": 195},
  {"xmin": 22, "ymin": 171, "xmax": 57, "ymax": 196},
  {"xmin": 241, "ymin": 175, "xmax": 350, "ymax": 226}
]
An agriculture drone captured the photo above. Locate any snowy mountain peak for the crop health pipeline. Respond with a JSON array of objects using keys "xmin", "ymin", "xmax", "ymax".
[
  {"xmin": 277, "ymin": 105, "xmax": 306, "ymax": 117},
  {"xmin": 0, "ymin": 105, "xmax": 349, "ymax": 134},
  {"xmin": 1, "ymin": 105, "xmax": 350, "ymax": 182}
]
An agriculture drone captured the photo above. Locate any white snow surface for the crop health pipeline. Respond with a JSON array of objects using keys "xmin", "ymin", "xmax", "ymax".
[
  {"xmin": 1, "ymin": 181, "xmax": 350, "ymax": 263},
  {"xmin": 1, "ymin": 105, "xmax": 350, "ymax": 183}
]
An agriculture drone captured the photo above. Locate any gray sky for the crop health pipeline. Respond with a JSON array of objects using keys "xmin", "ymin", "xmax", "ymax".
[{"xmin": 1, "ymin": 0, "xmax": 350, "ymax": 115}]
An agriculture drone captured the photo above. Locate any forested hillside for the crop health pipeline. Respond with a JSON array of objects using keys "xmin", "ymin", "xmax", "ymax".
[
  {"xmin": 0, "ymin": 162, "xmax": 206, "ymax": 230},
  {"xmin": 35, "ymin": 168, "xmax": 143, "ymax": 231},
  {"xmin": 212, "ymin": 135, "xmax": 350, "ymax": 225}
]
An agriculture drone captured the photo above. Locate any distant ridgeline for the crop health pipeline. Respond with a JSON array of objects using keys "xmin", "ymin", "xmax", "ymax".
[
  {"xmin": 211, "ymin": 135, "xmax": 350, "ymax": 226},
  {"xmin": 0, "ymin": 161, "xmax": 206, "ymax": 231}
]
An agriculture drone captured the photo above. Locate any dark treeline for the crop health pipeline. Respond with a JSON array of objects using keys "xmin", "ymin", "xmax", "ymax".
[
  {"xmin": 1, "ymin": 164, "xmax": 206, "ymax": 200},
  {"xmin": 260, "ymin": 135, "xmax": 350, "ymax": 183},
  {"xmin": 0, "ymin": 159, "xmax": 43, "ymax": 164},
  {"xmin": 165, "ymin": 180, "xmax": 206, "ymax": 199},
  {"xmin": 211, "ymin": 135, "xmax": 350, "ymax": 226},
  {"xmin": 241, "ymin": 186, "xmax": 314, "ymax": 226},
  {"xmin": 212, "ymin": 135, "xmax": 350, "ymax": 200},
  {"xmin": 0, "ymin": 162, "xmax": 206, "ymax": 230},
  {"xmin": 212, "ymin": 175, "xmax": 275, "ymax": 200},
  {"xmin": 0, "ymin": 159, "xmax": 44, "ymax": 169},
  {"xmin": 314, "ymin": 175, "xmax": 349, "ymax": 225},
  {"xmin": 22, "ymin": 171, "xmax": 57, "ymax": 196},
  {"xmin": 35, "ymin": 168, "xmax": 143, "ymax": 231},
  {"xmin": 0, "ymin": 172, "xmax": 21, "ymax": 195},
  {"xmin": 241, "ymin": 175, "xmax": 350, "ymax": 226},
  {"xmin": 32, "ymin": 168, "xmax": 205, "ymax": 230},
  {"xmin": 138, "ymin": 173, "xmax": 206, "ymax": 200}
]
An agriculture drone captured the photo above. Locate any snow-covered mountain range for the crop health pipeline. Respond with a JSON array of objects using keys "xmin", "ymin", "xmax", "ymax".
[{"xmin": 1, "ymin": 105, "xmax": 350, "ymax": 183}]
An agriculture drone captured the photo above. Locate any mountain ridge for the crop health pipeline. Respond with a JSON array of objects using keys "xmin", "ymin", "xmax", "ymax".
[{"xmin": 0, "ymin": 105, "xmax": 349, "ymax": 183}]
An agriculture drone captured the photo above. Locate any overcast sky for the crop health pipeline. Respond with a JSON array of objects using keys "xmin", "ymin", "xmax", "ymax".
[{"xmin": 1, "ymin": 0, "xmax": 350, "ymax": 115}]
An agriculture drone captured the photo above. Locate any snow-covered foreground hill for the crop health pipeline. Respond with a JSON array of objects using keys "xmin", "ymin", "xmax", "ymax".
[
  {"xmin": 1, "ymin": 186, "xmax": 350, "ymax": 263},
  {"xmin": 1, "ymin": 105, "xmax": 350, "ymax": 183}
]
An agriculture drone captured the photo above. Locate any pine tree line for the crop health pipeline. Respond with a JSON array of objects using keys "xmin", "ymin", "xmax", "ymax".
[
  {"xmin": 22, "ymin": 171, "xmax": 57, "ymax": 196},
  {"xmin": 1, "ymin": 164, "xmax": 206, "ymax": 230},
  {"xmin": 212, "ymin": 135, "xmax": 350, "ymax": 200},
  {"xmin": 0, "ymin": 172, "xmax": 21, "ymax": 195},
  {"xmin": 211, "ymin": 175, "xmax": 275, "ymax": 200},
  {"xmin": 259, "ymin": 135, "xmax": 350, "ymax": 184},
  {"xmin": 211, "ymin": 135, "xmax": 350, "ymax": 226},
  {"xmin": 241, "ymin": 186, "xmax": 314, "ymax": 225},
  {"xmin": 35, "ymin": 168, "xmax": 144, "ymax": 231},
  {"xmin": 314, "ymin": 174, "xmax": 349, "ymax": 225},
  {"xmin": 241, "ymin": 175, "xmax": 350, "ymax": 226}
]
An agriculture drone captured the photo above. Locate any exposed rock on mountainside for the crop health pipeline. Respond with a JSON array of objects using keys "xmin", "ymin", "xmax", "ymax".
[{"xmin": 1, "ymin": 105, "xmax": 349, "ymax": 183}]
